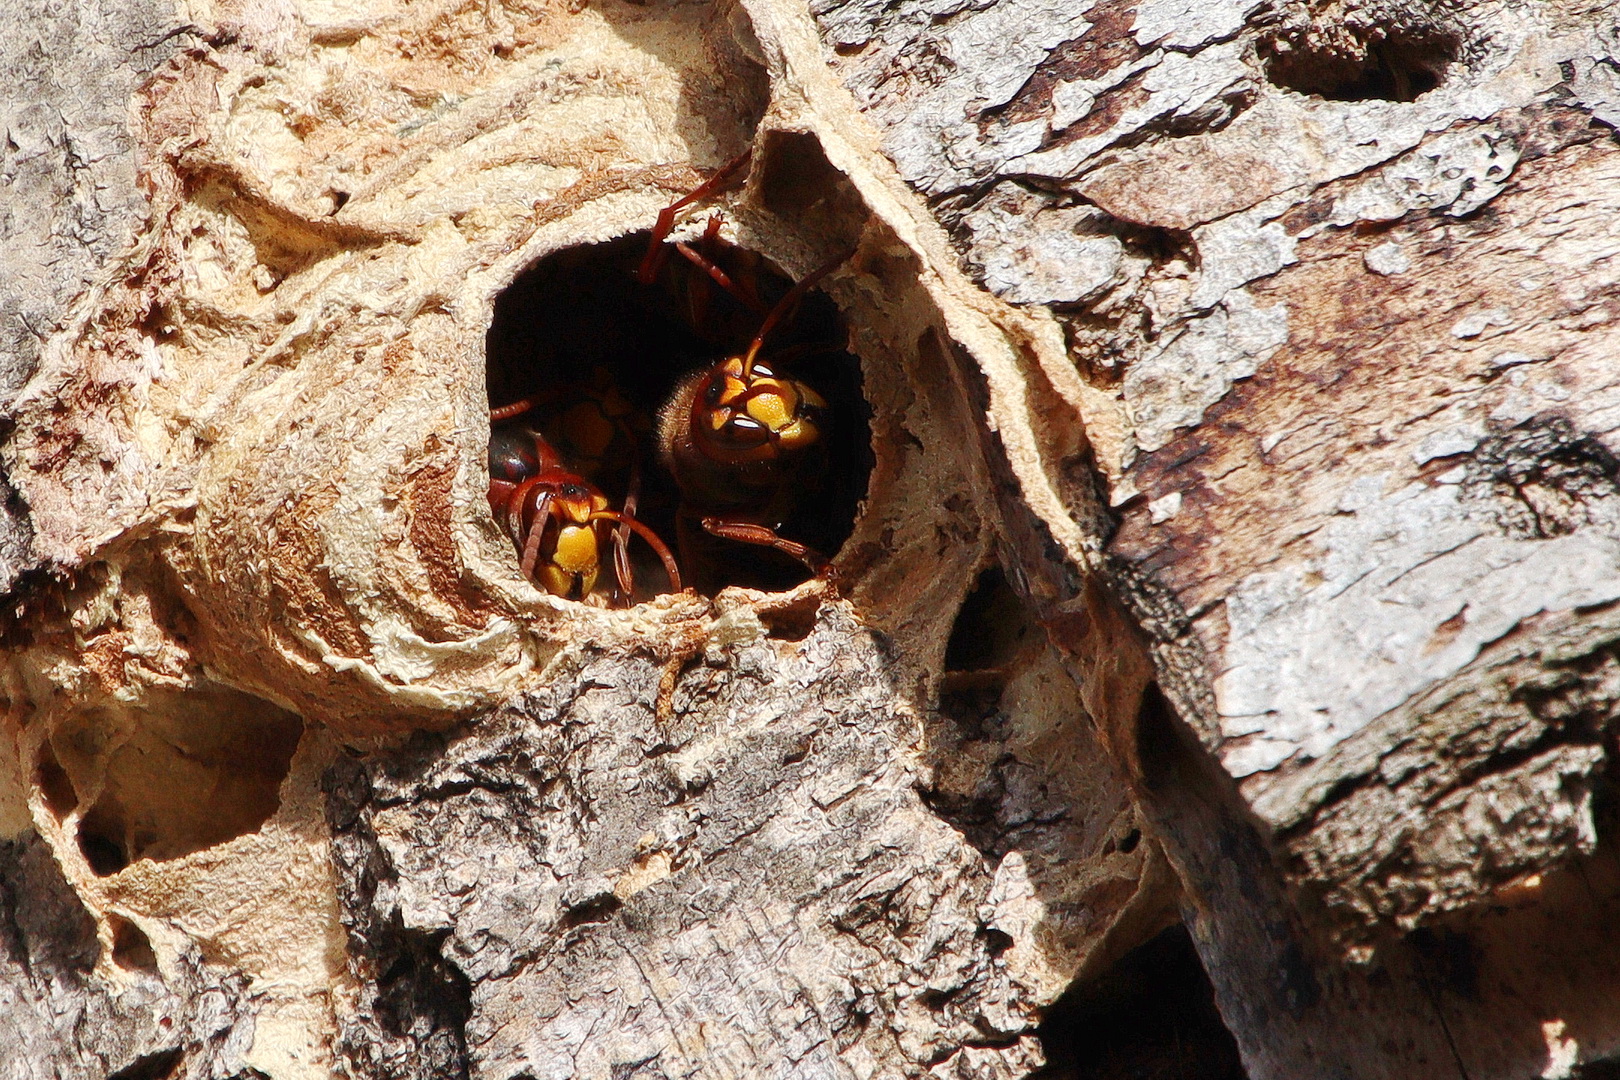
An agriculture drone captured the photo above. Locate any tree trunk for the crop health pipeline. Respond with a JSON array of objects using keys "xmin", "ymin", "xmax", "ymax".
[{"xmin": 3, "ymin": 0, "xmax": 1618, "ymax": 1078}]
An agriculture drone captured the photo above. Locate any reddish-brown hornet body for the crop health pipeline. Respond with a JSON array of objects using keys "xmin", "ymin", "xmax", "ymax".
[
  {"xmin": 639, "ymin": 150, "xmax": 848, "ymax": 585},
  {"xmin": 488, "ymin": 400, "xmax": 680, "ymax": 601}
]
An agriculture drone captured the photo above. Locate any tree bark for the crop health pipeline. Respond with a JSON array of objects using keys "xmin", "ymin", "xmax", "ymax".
[{"xmin": 2, "ymin": 0, "xmax": 1618, "ymax": 1078}]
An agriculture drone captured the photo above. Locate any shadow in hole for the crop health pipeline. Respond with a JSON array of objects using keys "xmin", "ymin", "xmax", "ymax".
[
  {"xmin": 61, "ymin": 690, "xmax": 304, "ymax": 877},
  {"xmin": 1035, "ymin": 924, "xmax": 1248, "ymax": 1080},
  {"xmin": 1261, "ymin": 27, "xmax": 1459, "ymax": 102},
  {"xmin": 108, "ymin": 1048, "xmax": 183, "ymax": 1080},
  {"xmin": 925, "ymin": 565, "xmax": 1041, "ymax": 855},
  {"xmin": 110, "ymin": 915, "xmax": 159, "ymax": 973}
]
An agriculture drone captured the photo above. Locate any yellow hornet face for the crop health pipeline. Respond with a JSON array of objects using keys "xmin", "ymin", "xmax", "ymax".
[
  {"xmin": 538, "ymin": 524, "xmax": 600, "ymax": 599},
  {"xmin": 697, "ymin": 357, "xmax": 827, "ymax": 463},
  {"xmin": 535, "ymin": 483, "xmax": 610, "ymax": 600}
]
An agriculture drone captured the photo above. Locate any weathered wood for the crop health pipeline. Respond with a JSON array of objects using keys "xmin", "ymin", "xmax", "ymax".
[
  {"xmin": 324, "ymin": 609, "xmax": 1143, "ymax": 1078},
  {"xmin": 814, "ymin": 0, "xmax": 1620, "ymax": 1073},
  {"xmin": 6, "ymin": 0, "xmax": 1620, "ymax": 1076},
  {"xmin": 0, "ymin": 0, "xmax": 191, "ymax": 591}
]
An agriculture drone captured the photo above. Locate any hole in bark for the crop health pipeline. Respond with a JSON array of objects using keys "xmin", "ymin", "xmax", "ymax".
[
  {"xmin": 486, "ymin": 224, "xmax": 872, "ymax": 598},
  {"xmin": 1134, "ymin": 684, "xmax": 1191, "ymax": 793},
  {"xmin": 758, "ymin": 593, "xmax": 821, "ymax": 641},
  {"xmin": 926, "ymin": 565, "xmax": 1085, "ymax": 859},
  {"xmin": 111, "ymin": 915, "xmax": 159, "ymax": 973},
  {"xmin": 373, "ymin": 924, "xmax": 472, "ymax": 1066},
  {"xmin": 78, "ymin": 817, "xmax": 128, "ymax": 875},
  {"xmin": 35, "ymin": 744, "xmax": 77, "ymax": 817},
  {"xmin": 758, "ymin": 131, "xmax": 844, "ymax": 210},
  {"xmin": 558, "ymin": 891, "xmax": 624, "ymax": 930},
  {"xmin": 108, "ymin": 1048, "xmax": 184, "ymax": 1080},
  {"xmin": 756, "ymin": 130, "xmax": 871, "ymax": 234},
  {"xmin": 945, "ymin": 566, "xmax": 1031, "ymax": 675},
  {"xmin": 1407, "ymin": 927, "xmax": 1480, "ymax": 1001},
  {"xmin": 1035, "ymin": 924, "xmax": 1248, "ymax": 1080},
  {"xmin": 57, "ymin": 688, "xmax": 303, "ymax": 876},
  {"xmin": 1261, "ymin": 25, "xmax": 1459, "ymax": 102},
  {"xmin": 927, "ymin": 566, "xmax": 1036, "ymax": 850}
]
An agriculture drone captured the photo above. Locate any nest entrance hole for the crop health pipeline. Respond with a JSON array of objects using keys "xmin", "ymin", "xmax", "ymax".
[{"xmin": 485, "ymin": 233, "xmax": 872, "ymax": 598}]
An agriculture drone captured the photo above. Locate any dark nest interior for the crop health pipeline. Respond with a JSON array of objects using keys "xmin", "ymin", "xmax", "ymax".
[
  {"xmin": 485, "ymin": 233, "xmax": 872, "ymax": 599},
  {"xmin": 1037, "ymin": 925, "xmax": 1248, "ymax": 1080},
  {"xmin": 1261, "ymin": 26, "xmax": 1459, "ymax": 102}
]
